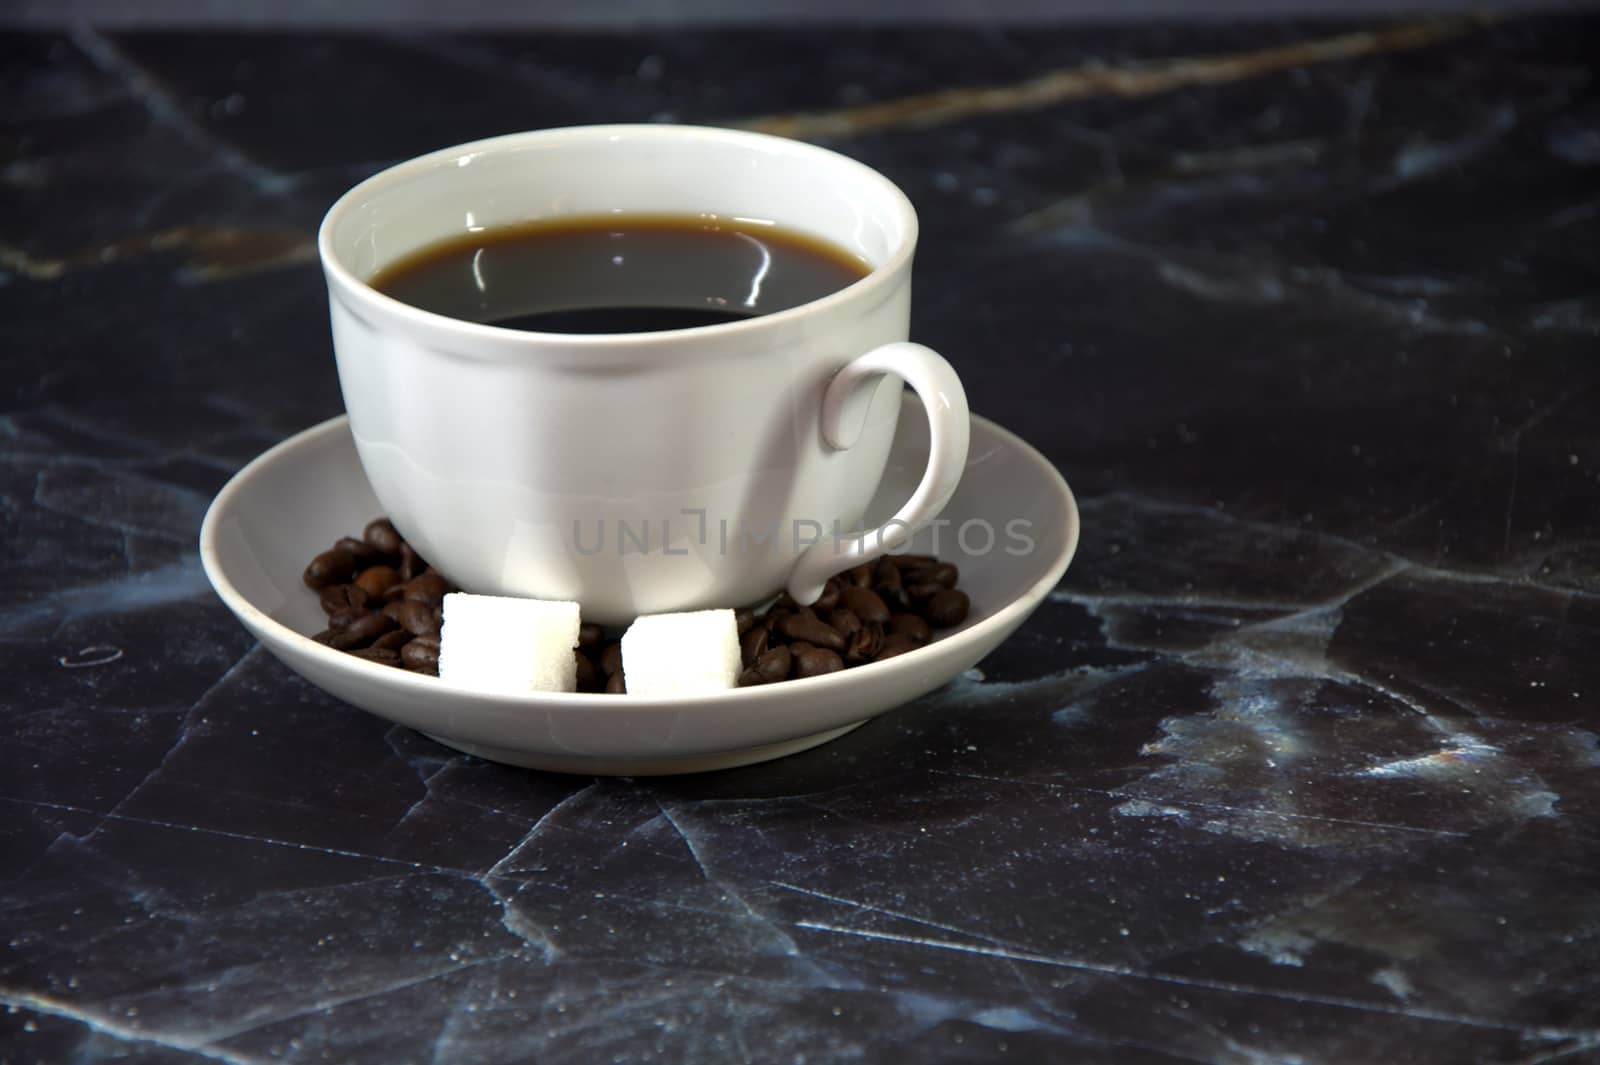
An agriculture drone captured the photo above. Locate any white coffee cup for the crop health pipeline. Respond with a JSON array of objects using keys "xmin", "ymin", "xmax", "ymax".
[{"xmin": 319, "ymin": 124, "xmax": 969, "ymax": 625}]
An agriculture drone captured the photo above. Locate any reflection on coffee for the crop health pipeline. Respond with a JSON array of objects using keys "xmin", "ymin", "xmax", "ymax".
[{"xmin": 369, "ymin": 214, "xmax": 872, "ymax": 334}]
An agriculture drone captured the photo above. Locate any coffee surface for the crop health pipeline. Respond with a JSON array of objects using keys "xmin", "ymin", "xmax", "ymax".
[{"xmin": 369, "ymin": 214, "xmax": 871, "ymax": 334}]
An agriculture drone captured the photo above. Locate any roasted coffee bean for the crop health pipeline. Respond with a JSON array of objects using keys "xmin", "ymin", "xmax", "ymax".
[
  {"xmin": 740, "ymin": 626, "xmax": 769, "ymax": 666},
  {"xmin": 399, "ymin": 542, "xmax": 423, "ymax": 581},
  {"xmin": 839, "ymin": 586, "xmax": 890, "ymax": 625},
  {"xmin": 874, "ymin": 634, "xmax": 921, "ymax": 662},
  {"xmin": 371, "ymin": 628, "xmax": 413, "ymax": 653},
  {"xmin": 600, "ymin": 641, "xmax": 623, "ymax": 677},
  {"xmin": 778, "ymin": 612, "xmax": 845, "ymax": 652},
  {"xmin": 759, "ymin": 645, "xmax": 793, "ymax": 681},
  {"xmin": 907, "ymin": 580, "xmax": 945, "ymax": 600},
  {"xmin": 734, "ymin": 608, "xmax": 755, "ymax": 635},
  {"xmin": 876, "ymin": 581, "xmax": 910, "ymax": 612},
  {"xmin": 888, "ymin": 613, "xmax": 932, "ymax": 645},
  {"xmin": 328, "ymin": 606, "xmax": 368, "ymax": 631},
  {"xmin": 319, "ymin": 584, "xmax": 369, "ymax": 615},
  {"xmin": 303, "ymin": 548, "xmax": 356, "ymax": 589},
  {"xmin": 786, "ymin": 640, "xmax": 815, "ymax": 655},
  {"xmin": 310, "ymin": 629, "xmax": 334, "ymax": 645},
  {"xmin": 350, "ymin": 646, "xmax": 401, "ymax": 666},
  {"xmin": 364, "ymin": 518, "xmax": 404, "ymax": 554},
  {"xmin": 844, "ymin": 624, "xmax": 883, "ymax": 663},
  {"xmin": 329, "ymin": 610, "xmax": 397, "ymax": 650},
  {"xmin": 385, "ymin": 599, "xmax": 439, "ymax": 636},
  {"xmin": 355, "ymin": 564, "xmax": 402, "ymax": 598},
  {"xmin": 336, "ymin": 535, "xmax": 384, "ymax": 564},
  {"xmin": 606, "ymin": 670, "xmax": 626, "ymax": 694},
  {"xmin": 829, "ymin": 607, "xmax": 862, "ymax": 638},
  {"xmin": 793, "ymin": 646, "xmax": 844, "ymax": 678},
  {"xmin": 759, "ymin": 608, "xmax": 790, "ymax": 633},
  {"xmin": 846, "ymin": 563, "xmax": 874, "ymax": 588},
  {"xmin": 739, "ymin": 645, "xmax": 792, "ymax": 686},
  {"xmin": 875, "ymin": 557, "xmax": 902, "ymax": 590},
  {"xmin": 401, "ymin": 635, "xmax": 440, "ymax": 672},
  {"xmin": 925, "ymin": 562, "xmax": 959, "ymax": 588},
  {"xmin": 578, "ymin": 623, "xmax": 603, "ymax": 648},
  {"xmin": 574, "ymin": 649, "xmax": 599, "ymax": 692},
  {"xmin": 403, "ymin": 572, "xmax": 450, "ymax": 606},
  {"xmin": 926, "ymin": 589, "xmax": 970, "ymax": 628},
  {"xmin": 814, "ymin": 579, "xmax": 841, "ymax": 611}
]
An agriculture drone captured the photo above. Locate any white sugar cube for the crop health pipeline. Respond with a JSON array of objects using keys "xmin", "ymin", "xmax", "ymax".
[
  {"xmin": 438, "ymin": 593, "xmax": 580, "ymax": 694},
  {"xmin": 620, "ymin": 609, "xmax": 741, "ymax": 698}
]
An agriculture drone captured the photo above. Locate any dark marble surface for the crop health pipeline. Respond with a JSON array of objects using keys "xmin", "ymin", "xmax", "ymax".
[{"xmin": 4, "ymin": 15, "xmax": 1600, "ymax": 1064}]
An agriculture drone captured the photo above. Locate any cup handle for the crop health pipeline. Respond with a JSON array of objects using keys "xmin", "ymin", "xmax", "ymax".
[{"xmin": 787, "ymin": 341, "xmax": 971, "ymax": 606}]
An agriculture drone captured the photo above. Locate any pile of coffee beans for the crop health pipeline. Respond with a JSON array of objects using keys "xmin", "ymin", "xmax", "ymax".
[
  {"xmin": 301, "ymin": 518, "xmax": 452, "ymax": 674},
  {"xmin": 732, "ymin": 555, "xmax": 968, "ymax": 687},
  {"xmin": 576, "ymin": 624, "xmax": 625, "ymax": 694},
  {"xmin": 302, "ymin": 518, "xmax": 970, "ymax": 691}
]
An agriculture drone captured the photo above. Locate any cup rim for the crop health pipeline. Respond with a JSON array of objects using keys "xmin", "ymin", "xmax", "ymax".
[{"xmin": 317, "ymin": 123, "xmax": 920, "ymax": 351}]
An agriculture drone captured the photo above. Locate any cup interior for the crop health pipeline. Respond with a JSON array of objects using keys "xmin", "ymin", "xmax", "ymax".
[{"xmin": 323, "ymin": 125, "xmax": 917, "ymax": 286}]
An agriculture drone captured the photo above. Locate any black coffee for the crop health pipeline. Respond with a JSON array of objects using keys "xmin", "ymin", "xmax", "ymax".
[{"xmin": 370, "ymin": 214, "xmax": 871, "ymax": 334}]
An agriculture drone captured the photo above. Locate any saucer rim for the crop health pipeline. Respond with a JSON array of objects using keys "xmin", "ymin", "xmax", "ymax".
[{"xmin": 198, "ymin": 407, "xmax": 1079, "ymax": 714}]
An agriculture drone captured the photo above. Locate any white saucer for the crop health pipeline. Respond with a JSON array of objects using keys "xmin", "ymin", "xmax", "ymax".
[{"xmin": 199, "ymin": 395, "xmax": 1079, "ymax": 775}]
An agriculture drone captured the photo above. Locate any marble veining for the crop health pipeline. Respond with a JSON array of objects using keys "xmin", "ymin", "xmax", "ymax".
[
  {"xmin": 3, "ymin": 14, "xmax": 1599, "ymax": 1065},
  {"xmin": 739, "ymin": 19, "xmax": 1476, "ymax": 140}
]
